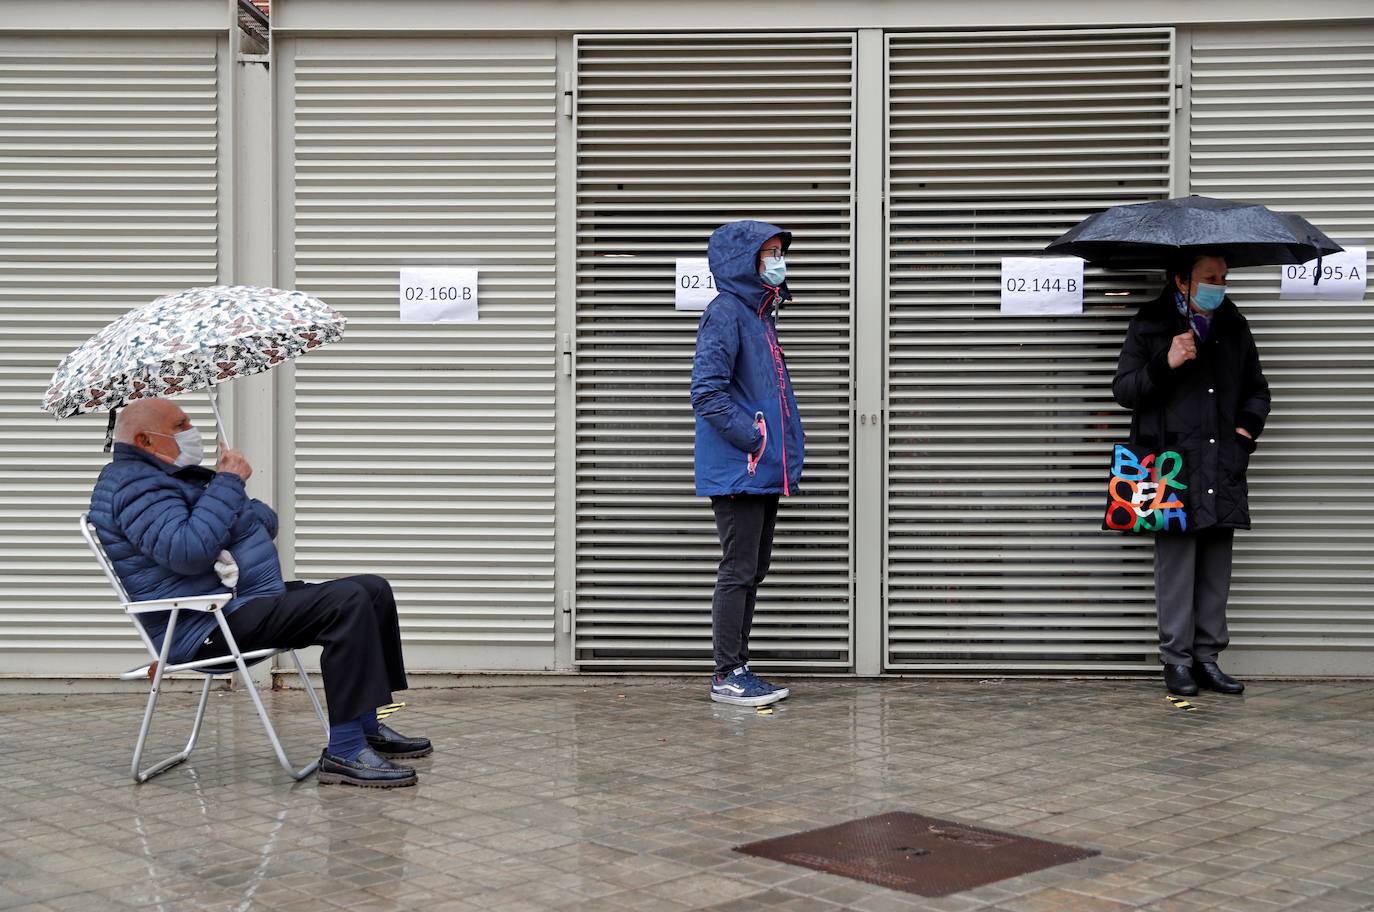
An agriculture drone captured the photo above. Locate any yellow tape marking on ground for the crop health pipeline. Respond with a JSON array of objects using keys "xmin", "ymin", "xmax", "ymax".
[
  {"xmin": 1166, "ymin": 695, "xmax": 1197, "ymax": 712},
  {"xmin": 376, "ymin": 701, "xmax": 407, "ymax": 720}
]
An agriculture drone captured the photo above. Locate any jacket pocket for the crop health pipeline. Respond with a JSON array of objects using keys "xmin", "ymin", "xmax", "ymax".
[{"xmin": 1224, "ymin": 433, "xmax": 1252, "ymax": 483}]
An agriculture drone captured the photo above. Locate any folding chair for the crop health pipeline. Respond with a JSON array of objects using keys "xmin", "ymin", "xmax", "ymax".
[{"xmin": 80, "ymin": 513, "xmax": 330, "ymax": 783}]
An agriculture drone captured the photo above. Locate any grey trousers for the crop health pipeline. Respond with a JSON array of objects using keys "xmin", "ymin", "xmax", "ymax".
[{"xmin": 1153, "ymin": 528, "xmax": 1235, "ymax": 666}]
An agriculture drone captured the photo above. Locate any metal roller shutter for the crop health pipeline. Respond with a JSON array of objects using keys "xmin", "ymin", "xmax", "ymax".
[
  {"xmin": 287, "ymin": 38, "xmax": 558, "ymax": 670},
  {"xmin": 1190, "ymin": 29, "xmax": 1374, "ymax": 666},
  {"xmin": 885, "ymin": 29, "xmax": 1175, "ymax": 671},
  {"xmin": 0, "ymin": 38, "xmax": 221, "ymax": 674},
  {"xmin": 572, "ymin": 33, "xmax": 856, "ymax": 668}
]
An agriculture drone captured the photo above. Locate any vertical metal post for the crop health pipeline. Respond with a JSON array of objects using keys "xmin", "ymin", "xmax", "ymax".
[
  {"xmin": 231, "ymin": 25, "xmax": 278, "ymax": 682},
  {"xmin": 216, "ymin": 27, "xmax": 237, "ymax": 451},
  {"xmin": 852, "ymin": 29, "xmax": 887, "ymax": 676},
  {"xmin": 552, "ymin": 36, "xmax": 579, "ymax": 670},
  {"xmin": 1170, "ymin": 28, "xmax": 1190, "ymax": 198},
  {"xmin": 231, "ymin": 43, "xmax": 276, "ymax": 467},
  {"xmin": 272, "ymin": 32, "xmax": 299, "ymax": 590}
]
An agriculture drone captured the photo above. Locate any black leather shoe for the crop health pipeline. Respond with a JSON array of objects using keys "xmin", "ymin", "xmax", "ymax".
[
  {"xmin": 1192, "ymin": 661, "xmax": 1244, "ymax": 694},
  {"xmin": 1163, "ymin": 664, "xmax": 1198, "ymax": 696},
  {"xmin": 366, "ymin": 723, "xmax": 433, "ymax": 759},
  {"xmin": 318, "ymin": 747, "xmax": 417, "ymax": 788}
]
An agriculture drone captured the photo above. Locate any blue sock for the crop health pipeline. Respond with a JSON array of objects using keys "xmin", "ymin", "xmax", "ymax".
[
  {"xmin": 326, "ymin": 719, "xmax": 366, "ymax": 761},
  {"xmin": 360, "ymin": 709, "xmax": 380, "ymax": 737}
]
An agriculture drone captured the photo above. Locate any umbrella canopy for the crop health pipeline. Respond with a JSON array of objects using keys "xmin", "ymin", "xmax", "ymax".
[
  {"xmin": 1044, "ymin": 195, "xmax": 1342, "ymax": 270},
  {"xmin": 41, "ymin": 285, "xmax": 345, "ymax": 433}
]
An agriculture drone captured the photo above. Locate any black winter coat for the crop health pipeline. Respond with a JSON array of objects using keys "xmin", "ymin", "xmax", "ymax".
[{"xmin": 1112, "ymin": 288, "xmax": 1271, "ymax": 530}]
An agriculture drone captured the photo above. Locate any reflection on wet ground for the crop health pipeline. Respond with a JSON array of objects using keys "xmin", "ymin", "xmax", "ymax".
[{"xmin": 1, "ymin": 679, "xmax": 1372, "ymax": 911}]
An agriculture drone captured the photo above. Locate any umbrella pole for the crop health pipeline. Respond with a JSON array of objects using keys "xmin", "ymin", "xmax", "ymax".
[{"xmin": 208, "ymin": 386, "xmax": 231, "ymax": 449}]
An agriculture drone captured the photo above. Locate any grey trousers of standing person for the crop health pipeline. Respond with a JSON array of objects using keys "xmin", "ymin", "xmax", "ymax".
[
  {"xmin": 710, "ymin": 494, "xmax": 780, "ymax": 675},
  {"xmin": 1153, "ymin": 528, "xmax": 1235, "ymax": 666}
]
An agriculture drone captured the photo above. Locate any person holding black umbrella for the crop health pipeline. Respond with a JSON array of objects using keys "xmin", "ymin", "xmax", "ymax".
[
  {"xmin": 1049, "ymin": 195, "xmax": 1339, "ymax": 695},
  {"xmin": 1111, "ymin": 252, "xmax": 1270, "ymax": 695}
]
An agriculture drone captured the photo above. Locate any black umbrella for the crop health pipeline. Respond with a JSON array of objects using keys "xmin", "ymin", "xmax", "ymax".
[{"xmin": 1045, "ymin": 195, "xmax": 1342, "ymax": 272}]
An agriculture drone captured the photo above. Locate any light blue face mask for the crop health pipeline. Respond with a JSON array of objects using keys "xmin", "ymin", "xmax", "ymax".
[
  {"xmin": 760, "ymin": 256, "xmax": 786, "ymax": 286},
  {"xmin": 1192, "ymin": 282, "xmax": 1226, "ymax": 312}
]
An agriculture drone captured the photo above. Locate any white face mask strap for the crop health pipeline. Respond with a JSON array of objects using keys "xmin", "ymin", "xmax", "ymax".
[{"xmin": 144, "ymin": 428, "xmax": 203, "ymax": 467}]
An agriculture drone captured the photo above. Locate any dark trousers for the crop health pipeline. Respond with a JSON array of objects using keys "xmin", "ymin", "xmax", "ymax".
[
  {"xmin": 196, "ymin": 575, "xmax": 408, "ymax": 725},
  {"xmin": 1154, "ymin": 528, "xmax": 1234, "ymax": 667},
  {"xmin": 710, "ymin": 494, "xmax": 779, "ymax": 675}
]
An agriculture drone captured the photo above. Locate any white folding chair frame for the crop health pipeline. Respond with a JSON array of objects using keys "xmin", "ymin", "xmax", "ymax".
[{"xmin": 80, "ymin": 514, "xmax": 330, "ymax": 783}]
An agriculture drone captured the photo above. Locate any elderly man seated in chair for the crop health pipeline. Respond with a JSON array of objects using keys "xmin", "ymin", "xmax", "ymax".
[{"xmin": 88, "ymin": 397, "xmax": 431, "ymax": 788}]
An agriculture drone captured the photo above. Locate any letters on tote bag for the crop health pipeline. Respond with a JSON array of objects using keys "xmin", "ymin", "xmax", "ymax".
[{"xmin": 1103, "ymin": 443, "xmax": 1189, "ymax": 533}]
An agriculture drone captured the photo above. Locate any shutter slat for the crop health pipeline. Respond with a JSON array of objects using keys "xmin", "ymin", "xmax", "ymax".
[
  {"xmin": 1189, "ymin": 36, "xmax": 1374, "ymax": 659},
  {"xmin": 290, "ymin": 40, "xmax": 558, "ymax": 660},
  {"xmin": 885, "ymin": 28, "xmax": 1175, "ymax": 671},
  {"xmin": 0, "ymin": 42, "xmax": 221, "ymax": 672},
  {"xmin": 573, "ymin": 33, "xmax": 856, "ymax": 669}
]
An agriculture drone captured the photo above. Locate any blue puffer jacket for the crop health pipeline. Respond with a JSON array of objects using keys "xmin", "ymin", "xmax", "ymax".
[
  {"xmin": 88, "ymin": 443, "xmax": 286, "ymax": 663},
  {"xmin": 691, "ymin": 220, "xmax": 805, "ymax": 496}
]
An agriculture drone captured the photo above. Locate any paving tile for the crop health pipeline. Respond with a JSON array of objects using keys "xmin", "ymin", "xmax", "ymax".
[{"xmin": 2, "ymin": 681, "xmax": 1373, "ymax": 912}]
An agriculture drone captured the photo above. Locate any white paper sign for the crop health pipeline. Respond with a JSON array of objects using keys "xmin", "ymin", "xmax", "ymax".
[
  {"xmin": 399, "ymin": 267, "xmax": 479, "ymax": 322},
  {"xmin": 1280, "ymin": 246, "xmax": 1366, "ymax": 301},
  {"xmin": 675, "ymin": 257, "xmax": 719, "ymax": 312},
  {"xmin": 1000, "ymin": 257, "xmax": 1084, "ymax": 315}
]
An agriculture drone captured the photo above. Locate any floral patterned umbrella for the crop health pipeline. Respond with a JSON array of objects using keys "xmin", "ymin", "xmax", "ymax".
[{"xmin": 41, "ymin": 285, "xmax": 345, "ymax": 444}]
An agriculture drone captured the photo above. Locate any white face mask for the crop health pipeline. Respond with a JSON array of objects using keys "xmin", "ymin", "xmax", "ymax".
[{"xmin": 149, "ymin": 427, "xmax": 204, "ymax": 468}]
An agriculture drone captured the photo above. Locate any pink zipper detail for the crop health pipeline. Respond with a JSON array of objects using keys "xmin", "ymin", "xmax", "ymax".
[
  {"xmin": 747, "ymin": 411, "xmax": 766, "ymax": 476},
  {"xmin": 760, "ymin": 294, "xmax": 791, "ymax": 497}
]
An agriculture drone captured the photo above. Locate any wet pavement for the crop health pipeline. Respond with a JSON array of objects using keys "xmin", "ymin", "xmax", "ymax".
[{"xmin": 1, "ymin": 678, "xmax": 1373, "ymax": 911}]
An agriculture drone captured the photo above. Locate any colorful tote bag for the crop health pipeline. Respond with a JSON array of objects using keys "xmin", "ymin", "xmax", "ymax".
[{"xmin": 1102, "ymin": 441, "xmax": 1189, "ymax": 533}]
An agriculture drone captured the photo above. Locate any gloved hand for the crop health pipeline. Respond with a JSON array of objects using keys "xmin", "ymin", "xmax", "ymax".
[{"xmin": 214, "ymin": 550, "xmax": 239, "ymax": 590}]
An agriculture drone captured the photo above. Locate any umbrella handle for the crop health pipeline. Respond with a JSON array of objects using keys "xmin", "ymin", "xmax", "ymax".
[{"xmin": 208, "ymin": 386, "xmax": 231, "ymax": 449}]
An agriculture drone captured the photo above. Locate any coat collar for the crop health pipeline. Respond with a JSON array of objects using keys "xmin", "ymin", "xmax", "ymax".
[
  {"xmin": 1137, "ymin": 285, "xmax": 1241, "ymax": 335},
  {"xmin": 112, "ymin": 442, "xmax": 215, "ymax": 484}
]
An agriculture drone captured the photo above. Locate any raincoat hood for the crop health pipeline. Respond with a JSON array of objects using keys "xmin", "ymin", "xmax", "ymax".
[{"xmin": 707, "ymin": 220, "xmax": 792, "ymax": 307}]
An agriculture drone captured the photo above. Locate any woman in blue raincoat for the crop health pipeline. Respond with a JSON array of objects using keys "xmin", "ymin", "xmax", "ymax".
[{"xmin": 691, "ymin": 220, "xmax": 804, "ymax": 707}]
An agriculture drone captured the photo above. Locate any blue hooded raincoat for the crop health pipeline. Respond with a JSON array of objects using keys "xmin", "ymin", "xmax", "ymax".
[{"xmin": 690, "ymin": 220, "xmax": 805, "ymax": 497}]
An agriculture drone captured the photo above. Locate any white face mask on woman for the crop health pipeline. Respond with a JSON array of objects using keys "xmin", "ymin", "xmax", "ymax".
[{"xmin": 148, "ymin": 427, "xmax": 204, "ymax": 468}]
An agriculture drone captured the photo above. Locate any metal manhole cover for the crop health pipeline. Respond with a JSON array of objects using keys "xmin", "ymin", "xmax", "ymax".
[{"xmin": 736, "ymin": 811, "xmax": 1098, "ymax": 897}]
